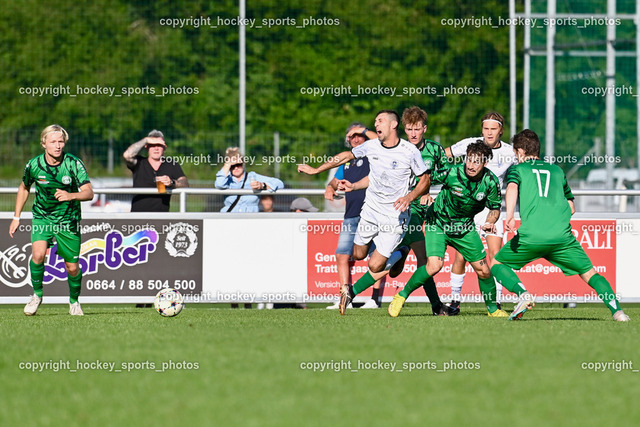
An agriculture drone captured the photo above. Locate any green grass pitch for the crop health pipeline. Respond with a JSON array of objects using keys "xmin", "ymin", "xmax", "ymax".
[{"xmin": 1, "ymin": 303, "xmax": 638, "ymax": 426}]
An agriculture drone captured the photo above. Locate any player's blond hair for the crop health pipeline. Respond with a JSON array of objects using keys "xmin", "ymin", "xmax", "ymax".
[{"xmin": 40, "ymin": 124, "xmax": 69, "ymax": 145}]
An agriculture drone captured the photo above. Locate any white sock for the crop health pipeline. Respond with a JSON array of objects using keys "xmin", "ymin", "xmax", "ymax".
[{"xmin": 450, "ymin": 272, "xmax": 465, "ymax": 300}]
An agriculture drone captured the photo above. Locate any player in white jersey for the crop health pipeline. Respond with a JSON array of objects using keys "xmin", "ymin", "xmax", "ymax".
[
  {"xmin": 298, "ymin": 110, "xmax": 430, "ymax": 314},
  {"xmin": 444, "ymin": 111, "xmax": 517, "ymax": 309}
]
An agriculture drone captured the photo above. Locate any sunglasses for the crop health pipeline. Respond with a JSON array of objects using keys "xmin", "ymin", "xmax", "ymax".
[{"xmin": 230, "ymin": 163, "xmax": 244, "ymax": 169}]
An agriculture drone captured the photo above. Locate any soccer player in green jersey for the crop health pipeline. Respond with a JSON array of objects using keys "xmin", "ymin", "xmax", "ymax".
[
  {"xmin": 342, "ymin": 106, "xmax": 458, "ymax": 316},
  {"xmin": 388, "ymin": 142, "xmax": 508, "ymax": 318},
  {"xmin": 9, "ymin": 124, "xmax": 94, "ymax": 316},
  {"xmin": 491, "ymin": 129, "xmax": 630, "ymax": 321}
]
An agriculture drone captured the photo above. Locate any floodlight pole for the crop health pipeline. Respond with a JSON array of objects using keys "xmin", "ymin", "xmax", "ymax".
[
  {"xmin": 545, "ymin": 0, "xmax": 556, "ymax": 159},
  {"xmin": 509, "ymin": 0, "xmax": 517, "ymax": 134},
  {"xmin": 605, "ymin": 0, "xmax": 616, "ymax": 193},
  {"xmin": 523, "ymin": 0, "xmax": 531, "ymax": 129},
  {"xmin": 239, "ymin": 0, "xmax": 246, "ymax": 154},
  {"xmin": 637, "ymin": 0, "xmax": 640, "ymax": 182}
]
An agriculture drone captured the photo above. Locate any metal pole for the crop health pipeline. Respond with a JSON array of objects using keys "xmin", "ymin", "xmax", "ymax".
[
  {"xmin": 636, "ymin": 0, "xmax": 640, "ymax": 187},
  {"xmin": 523, "ymin": 0, "xmax": 531, "ymax": 129},
  {"xmin": 545, "ymin": 0, "xmax": 556, "ymax": 159},
  {"xmin": 239, "ymin": 0, "xmax": 246, "ymax": 154},
  {"xmin": 274, "ymin": 131, "xmax": 280, "ymax": 178},
  {"xmin": 509, "ymin": 0, "xmax": 517, "ymax": 134},
  {"xmin": 107, "ymin": 132, "xmax": 114, "ymax": 174},
  {"xmin": 180, "ymin": 191, "xmax": 187, "ymax": 213},
  {"xmin": 605, "ymin": 0, "xmax": 616, "ymax": 192}
]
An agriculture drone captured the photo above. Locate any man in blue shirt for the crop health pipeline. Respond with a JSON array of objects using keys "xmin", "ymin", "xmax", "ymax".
[{"xmin": 215, "ymin": 147, "xmax": 284, "ymax": 212}]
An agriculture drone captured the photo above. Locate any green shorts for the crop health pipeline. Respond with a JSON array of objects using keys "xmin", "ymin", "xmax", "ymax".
[
  {"xmin": 31, "ymin": 218, "xmax": 81, "ymax": 263},
  {"xmin": 494, "ymin": 234, "xmax": 593, "ymax": 276},
  {"xmin": 400, "ymin": 206, "xmax": 426, "ymax": 246},
  {"xmin": 424, "ymin": 223, "xmax": 486, "ymax": 263}
]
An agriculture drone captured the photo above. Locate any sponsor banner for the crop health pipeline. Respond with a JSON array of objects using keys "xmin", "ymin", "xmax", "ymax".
[
  {"xmin": 307, "ymin": 219, "xmax": 616, "ymax": 302},
  {"xmin": 0, "ymin": 219, "xmax": 202, "ymax": 298}
]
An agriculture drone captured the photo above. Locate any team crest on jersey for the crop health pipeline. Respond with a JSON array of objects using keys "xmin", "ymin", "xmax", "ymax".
[
  {"xmin": 62, "ymin": 176, "xmax": 72, "ymax": 185},
  {"xmin": 356, "ymin": 159, "xmax": 363, "ymax": 167},
  {"xmin": 425, "ymin": 160, "xmax": 433, "ymax": 169},
  {"xmin": 391, "ymin": 161, "xmax": 398, "ymax": 169},
  {"xmin": 475, "ymin": 192, "xmax": 485, "ymax": 201}
]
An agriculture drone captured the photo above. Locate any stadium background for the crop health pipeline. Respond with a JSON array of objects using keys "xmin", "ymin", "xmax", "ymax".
[
  {"xmin": 1, "ymin": 2, "xmax": 639, "ymax": 426},
  {"xmin": 2, "ymin": 0, "xmax": 639, "ymax": 212}
]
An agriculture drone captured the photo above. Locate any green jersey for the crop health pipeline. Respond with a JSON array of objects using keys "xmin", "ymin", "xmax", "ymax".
[
  {"xmin": 22, "ymin": 153, "xmax": 90, "ymax": 223},
  {"xmin": 426, "ymin": 164, "xmax": 501, "ymax": 236},
  {"xmin": 505, "ymin": 159, "xmax": 574, "ymax": 244},
  {"xmin": 410, "ymin": 139, "xmax": 449, "ymax": 214}
]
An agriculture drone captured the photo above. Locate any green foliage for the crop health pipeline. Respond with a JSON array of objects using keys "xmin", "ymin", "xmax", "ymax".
[{"xmin": 1, "ymin": 0, "xmax": 530, "ymax": 182}]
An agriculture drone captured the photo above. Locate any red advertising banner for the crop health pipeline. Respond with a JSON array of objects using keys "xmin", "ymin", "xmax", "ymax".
[{"xmin": 307, "ymin": 219, "xmax": 616, "ymax": 302}]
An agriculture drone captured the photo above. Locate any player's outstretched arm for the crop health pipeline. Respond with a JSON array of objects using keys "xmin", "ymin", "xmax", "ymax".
[
  {"xmin": 54, "ymin": 183, "xmax": 94, "ymax": 202},
  {"xmin": 9, "ymin": 183, "xmax": 30, "ymax": 238},
  {"xmin": 504, "ymin": 182, "xmax": 519, "ymax": 232},
  {"xmin": 394, "ymin": 173, "xmax": 431, "ymax": 211},
  {"xmin": 297, "ymin": 151, "xmax": 355, "ymax": 175},
  {"xmin": 338, "ymin": 176, "xmax": 369, "ymax": 192}
]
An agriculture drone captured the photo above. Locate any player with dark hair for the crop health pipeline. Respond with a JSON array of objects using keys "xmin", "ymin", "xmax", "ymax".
[
  {"xmin": 491, "ymin": 129, "xmax": 630, "ymax": 321},
  {"xmin": 298, "ymin": 110, "xmax": 431, "ymax": 315},
  {"xmin": 9, "ymin": 124, "xmax": 94, "ymax": 316},
  {"xmin": 343, "ymin": 106, "xmax": 458, "ymax": 315},
  {"xmin": 388, "ymin": 141, "xmax": 506, "ymax": 317},
  {"xmin": 444, "ymin": 111, "xmax": 517, "ymax": 310}
]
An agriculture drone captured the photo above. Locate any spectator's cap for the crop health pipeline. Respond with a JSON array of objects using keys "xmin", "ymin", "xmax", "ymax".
[
  {"xmin": 290, "ymin": 197, "xmax": 319, "ymax": 212},
  {"xmin": 146, "ymin": 129, "xmax": 166, "ymax": 147}
]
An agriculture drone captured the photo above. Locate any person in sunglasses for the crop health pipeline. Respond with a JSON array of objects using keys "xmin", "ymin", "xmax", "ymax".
[{"xmin": 216, "ymin": 147, "xmax": 284, "ymax": 213}]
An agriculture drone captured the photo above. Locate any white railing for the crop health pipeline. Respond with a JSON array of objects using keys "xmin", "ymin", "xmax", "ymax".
[{"xmin": 2, "ymin": 187, "xmax": 640, "ymax": 213}]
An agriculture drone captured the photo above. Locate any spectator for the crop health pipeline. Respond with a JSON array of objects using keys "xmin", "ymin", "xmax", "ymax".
[
  {"xmin": 123, "ymin": 130, "xmax": 189, "ymax": 212},
  {"xmin": 216, "ymin": 147, "xmax": 284, "ymax": 212},
  {"xmin": 259, "ymin": 194, "xmax": 280, "ymax": 212},
  {"xmin": 290, "ymin": 197, "xmax": 318, "ymax": 212}
]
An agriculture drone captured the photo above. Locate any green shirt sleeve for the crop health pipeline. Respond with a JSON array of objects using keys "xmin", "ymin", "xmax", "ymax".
[
  {"xmin": 485, "ymin": 173, "xmax": 502, "ymax": 211},
  {"xmin": 562, "ymin": 174, "xmax": 574, "ymax": 200},
  {"xmin": 430, "ymin": 167, "xmax": 451, "ymax": 186},
  {"xmin": 73, "ymin": 157, "xmax": 90, "ymax": 187},
  {"xmin": 504, "ymin": 164, "xmax": 520, "ymax": 186},
  {"xmin": 22, "ymin": 161, "xmax": 34, "ymax": 187}
]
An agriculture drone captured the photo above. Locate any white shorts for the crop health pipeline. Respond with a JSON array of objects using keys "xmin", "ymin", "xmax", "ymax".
[
  {"xmin": 474, "ymin": 207, "xmax": 504, "ymax": 239},
  {"xmin": 353, "ymin": 211, "xmax": 407, "ymax": 259}
]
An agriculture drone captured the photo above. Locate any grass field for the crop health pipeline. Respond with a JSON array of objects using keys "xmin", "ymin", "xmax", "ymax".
[{"xmin": 1, "ymin": 302, "xmax": 638, "ymax": 426}]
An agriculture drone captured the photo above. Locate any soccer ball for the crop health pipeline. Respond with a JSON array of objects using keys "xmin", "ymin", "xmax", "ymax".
[{"xmin": 154, "ymin": 288, "xmax": 184, "ymax": 317}]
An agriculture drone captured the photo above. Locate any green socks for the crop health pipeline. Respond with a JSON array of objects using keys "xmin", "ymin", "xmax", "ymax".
[
  {"xmin": 68, "ymin": 270, "xmax": 83, "ymax": 304},
  {"xmin": 478, "ymin": 276, "xmax": 498, "ymax": 312},
  {"xmin": 399, "ymin": 266, "xmax": 430, "ymax": 299},
  {"xmin": 30, "ymin": 260, "xmax": 44, "ymax": 298},
  {"xmin": 352, "ymin": 271, "xmax": 376, "ymax": 295},
  {"xmin": 491, "ymin": 264, "xmax": 527, "ymax": 295},
  {"xmin": 588, "ymin": 274, "xmax": 620, "ymax": 314}
]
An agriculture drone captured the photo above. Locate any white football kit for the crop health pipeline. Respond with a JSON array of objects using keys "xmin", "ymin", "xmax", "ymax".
[{"xmin": 351, "ymin": 138, "xmax": 427, "ymax": 257}]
